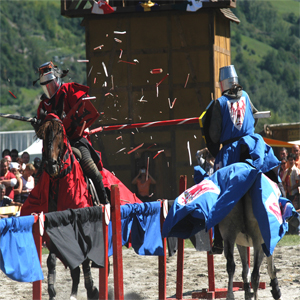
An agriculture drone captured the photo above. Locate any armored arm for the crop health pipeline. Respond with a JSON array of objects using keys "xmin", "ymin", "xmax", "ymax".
[{"xmin": 209, "ymin": 101, "xmax": 222, "ymax": 144}]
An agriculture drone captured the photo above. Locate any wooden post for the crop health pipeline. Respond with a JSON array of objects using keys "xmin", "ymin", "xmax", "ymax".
[
  {"xmin": 99, "ymin": 205, "xmax": 109, "ymax": 300},
  {"xmin": 176, "ymin": 175, "xmax": 187, "ymax": 300},
  {"xmin": 207, "ymin": 229, "xmax": 216, "ymax": 293},
  {"xmin": 32, "ymin": 217, "xmax": 42, "ymax": 300},
  {"xmin": 158, "ymin": 200, "xmax": 167, "ymax": 300},
  {"xmin": 111, "ymin": 185, "xmax": 124, "ymax": 300}
]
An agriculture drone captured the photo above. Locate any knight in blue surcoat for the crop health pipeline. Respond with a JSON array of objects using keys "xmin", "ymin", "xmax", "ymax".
[
  {"xmin": 161, "ymin": 66, "xmax": 298, "ymax": 255},
  {"xmin": 207, "ymin": 65, "xmax": 282, "ymax": 254}
]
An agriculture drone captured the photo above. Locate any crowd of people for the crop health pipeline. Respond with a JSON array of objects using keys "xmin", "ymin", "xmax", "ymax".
[
  {"xmin": 0, "ymin": 148, "xmax": 41, "ymax": 217},
  {"xmin": 278, "ymin": 144, "xmax": 300, "ymax": 210}
]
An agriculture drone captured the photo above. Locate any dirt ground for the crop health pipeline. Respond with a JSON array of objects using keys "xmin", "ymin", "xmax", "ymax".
[{"xmin": 0, "ymin": 242, "xmax": 299, "ymax": 300}]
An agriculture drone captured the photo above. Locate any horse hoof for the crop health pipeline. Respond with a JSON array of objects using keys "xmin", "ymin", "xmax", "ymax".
[
  {"xmin": 245, "ymin": 291, "xmax": 254, "ymax": 300},
  {"xmin": 70, "ymin": 294, "xmax": 77, "ymax": 300},
  {"xmin": 87, "ymin": 286, "xmax": 99, "ymax": 300},
  {"xmin": 48, "ymin": 284, "xmax": 56, "ymax": 300},
  {"xmin": 270, "ymin": 278, "xmax": 281, "ymax": 299}
]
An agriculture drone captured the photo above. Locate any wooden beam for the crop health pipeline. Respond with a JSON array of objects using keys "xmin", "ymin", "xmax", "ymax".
[
  {"xmin": 61, "ymin": 0, "xmax": 236, "ymax": 18},
  {"xmin": 78, "ymin": 0, "xmax": 88, "ymax": 10},
  {"xmin": 214, "ymin": 44, "xmax": 231, "ymax": 56},
  {"xmin": 67, "ymin": 0, "xmax": 80, "ymax": 10}
]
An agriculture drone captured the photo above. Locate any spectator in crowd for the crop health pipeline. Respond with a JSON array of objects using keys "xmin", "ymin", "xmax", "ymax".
[
  {"xmin": 16, "ymin": 157, "xmax": 24, "ymax": 174},
  {"xmin": 33, "ymin": 157, "xmax": 41, "ymax": 172},
  {"xmin": 279, "ymin": 147, "xmax": 288, "ymax": 161},
  {"xmin": 0, "ymin": 184, "xmax": 12, "ymax": 207},
  {"xmin": 4, "ymin": 155, "xmax": 12, "ymax": 166},
  {"xmin": 10, "ymin": 162, "xmax": 23, "ymax": 203},
  {"xmin": 292, "ymin": 144, "xmax": 300, "ymax": 169},
  {"xmin": 0, "ymin": 158, "xmax": 17, "ymax": 199},
  {"xmin": 21, "ymin": 151, "xmax": 30, "ymax": 165},
  {"xmin": 33, "ymin": 157, "xmax": 41, "ymax": 185},
  {"xmin": 0, "ymin": 184, "xmax": 22, "ymax": 219},
  {"xmin": 10, "ymin": 149, "xmax": 19, "ymax": 162},
  {"xmin": 21, "ymin": 163, "xmax": 35, "ymax": 203},
  {"xmin": 282, "ymin": 153, "xmax": 299, "ymax": 202},
  {"xmin": 2, "ymin": 149, "xmax": 10, "ymax": 158},
  {"xmin": 132, "ymin": 167, "xmax": 156, "ymax": 202},
  {"xmin": 279, "ymin": 158, "xmax": 287, "ymax": 181}
]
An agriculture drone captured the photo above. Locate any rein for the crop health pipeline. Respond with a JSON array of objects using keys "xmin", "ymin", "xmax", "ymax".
[{"xmin": 43, "ymin": 119, "xmax": 71, "ymax": 179}]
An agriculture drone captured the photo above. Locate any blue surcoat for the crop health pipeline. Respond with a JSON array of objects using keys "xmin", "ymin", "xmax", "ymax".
[
  {"xmin": 219, "ymin": 91, "xmax": 255, "ymax": 144},
  {"xmin": 214, "ymin": 91, "xmax": 279, "ymax": 172}
]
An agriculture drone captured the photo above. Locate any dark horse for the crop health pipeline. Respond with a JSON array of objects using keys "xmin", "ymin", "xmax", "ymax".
[
  {"xmin": 36, "ymin": 115, "xmax": 99, "ymax": 300},
  {"xmin": 219, "ymin": 192, "xmax": 281, "ymax": 300}
]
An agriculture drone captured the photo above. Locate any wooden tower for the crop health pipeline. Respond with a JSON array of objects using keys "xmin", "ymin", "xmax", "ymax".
[{"xmin": 61, "ymin": 0, "xmax": 239, "ymax": 199}]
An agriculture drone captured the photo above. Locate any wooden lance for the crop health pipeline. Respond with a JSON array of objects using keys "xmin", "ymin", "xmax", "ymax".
[
  {"xmin": 89, "ymin": 111, "xmax": 270, "ymax": 135},
  {"xmin": 0, "ymin": 112, "xmax": 37, "ymax": 123}
]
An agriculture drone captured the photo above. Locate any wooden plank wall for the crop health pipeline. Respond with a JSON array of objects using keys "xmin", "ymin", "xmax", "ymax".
[
  {"xmin": 83, "ymin": 9, "xmax": 231, "ymax": 198},
  {"xmin": 213, "ymin": 12, "xmax": 231, "ymax": 99}
]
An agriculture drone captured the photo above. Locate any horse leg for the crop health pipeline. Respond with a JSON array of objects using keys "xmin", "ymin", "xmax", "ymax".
[
  {"xmin": 266, "ymin": 255, "xmax": 281, "ymax": 300},
  {"xmin": 219, "ymin": 199, "xmax": 243, "ymax": 300},
  {"xmin": 237, "ymin": 245, "xmax": 252, "ymax": 300},
  {"xmin": 47, "ymin": 252, "xmax": 57, "ymax": 300},
  {"xmin": 243, "ymin": 192, "xmax": 265, "ymax": 300},
  {"xmin": 251, "ymin": 243, "xmax": 265, "ymax": 300},
  {"xmin": 223, "ymin": 238, "xmax": 236, "ymax": 300},
  {"xmin": 70, "ymin": 267, "xmax": 80, "ymax": 300},
  {"xmin": 82, "ymin": 259, "xmax": 99, "ymax": 300}
]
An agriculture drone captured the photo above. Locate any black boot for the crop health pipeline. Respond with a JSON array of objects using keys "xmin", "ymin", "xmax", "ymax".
[
  {"xmin": 94, "ymin": 176, "xmax": 109, "ymax": 205},
  {"xmin": 77, "ymin": 145, "xmax": 109, "ymax": 205},
  {"xmin": 209, "ymin": 224, "xmax": 223, "ymax": 255}
]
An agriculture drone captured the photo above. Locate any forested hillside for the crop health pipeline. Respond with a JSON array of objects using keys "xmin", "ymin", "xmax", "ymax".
[
  {"xmin": 0, "ymin": 0, "xmax": 86, "ymax": 131},
  {"xmin": 0, "ymin": 0, "xmax": 299, "ymax": 132},
  {"xmin": 231, "ymin": 1, "xmax": 300, "ymax": 132}
]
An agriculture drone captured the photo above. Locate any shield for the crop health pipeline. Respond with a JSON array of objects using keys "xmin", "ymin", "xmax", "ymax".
[
  {"xmin": 63, "ymin": 99, "xmax": 100, "ymax": 140},
  {"xmin": 199, "ymin": 100, "xmax": 220, "ymax": 158},
  {"xmin": 227, "ymin": 97, "xmax": 246, "ymax": 131}
]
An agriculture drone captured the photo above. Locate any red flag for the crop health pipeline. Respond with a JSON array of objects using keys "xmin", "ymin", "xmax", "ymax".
[{"xmin": 91, "ymin": 1, "xmax": 115, "ymax": 14}]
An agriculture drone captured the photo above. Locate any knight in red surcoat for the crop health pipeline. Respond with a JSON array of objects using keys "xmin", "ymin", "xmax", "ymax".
[{"xmin": 32, "ymin": 61, "xmax": 108, "ymax": 205}]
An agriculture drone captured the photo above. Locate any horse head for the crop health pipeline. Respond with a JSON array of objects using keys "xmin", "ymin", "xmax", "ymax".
[{"xmin": 37, "ymin": 114, "xmax": 65, "ymax": 177}]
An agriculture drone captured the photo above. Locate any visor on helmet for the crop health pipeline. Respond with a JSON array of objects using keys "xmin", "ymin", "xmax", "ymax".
[
  {"xmin": 38, "ymin": 62, "xmax": 61, "ymax": 98},
  {"xmin": 33, "ymin": 61, "xmax": 69, "ymax": 91},
  {"xmin": 41, "ymin": 78, "xmax": 61, "ymax": 99},
  {"xmin": 39, "ymin": 62, "xmax": 56, "ymax": 84},
  {"xmin": 219, "ymin": 65, "xmax": 238, "ymax": 94}
]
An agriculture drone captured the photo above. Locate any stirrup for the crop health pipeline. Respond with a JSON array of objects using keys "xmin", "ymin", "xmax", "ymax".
[{"xmin": 88, "ymin": 179, "xmax": 101, "ymax": 206}]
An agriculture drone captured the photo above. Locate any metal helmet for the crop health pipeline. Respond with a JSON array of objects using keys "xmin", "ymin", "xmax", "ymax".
[
  {"xmin": 33, "ymin": 61, "xmax": 68, "ymax": 99},
  {"xmin": 219, "ymin": 65, "xmax": 238, "ymax": 94},
  {"xmin": 38, "ymin": 61, "xmax": 61, "ymax": 99}
]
